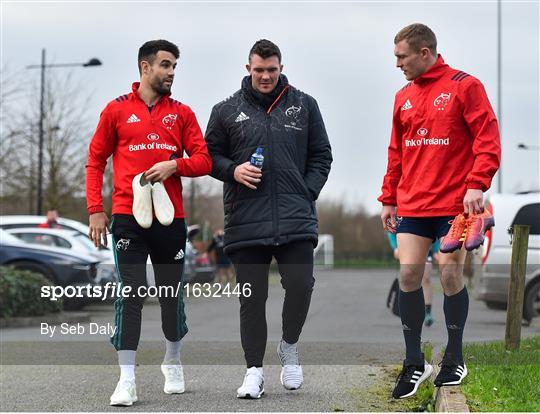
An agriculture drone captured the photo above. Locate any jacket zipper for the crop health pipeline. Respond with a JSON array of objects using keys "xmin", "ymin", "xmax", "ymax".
[
  {"xmin": 267, "ymin": 113, "xmax": 279, "ymax": 245},
  {"xmin": 266, "ymin": 85, "xmax": 289, "ymax": 245}
]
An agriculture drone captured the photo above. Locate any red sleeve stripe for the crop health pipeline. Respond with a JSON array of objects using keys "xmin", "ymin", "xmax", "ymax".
[
  {"xmin": 169, "ymin": 98, "xmax": 183, "ymax": 106},
  {"xmin": 115, "ymin": 94, "xmax": 129, "ymax": 102},
  {"xmin": 451, "ymin": 71, "xmax": 470, "ymax": 81}
]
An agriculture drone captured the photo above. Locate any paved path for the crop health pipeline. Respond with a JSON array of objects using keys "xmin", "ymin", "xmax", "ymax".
[{"xmin": 2, "ymin": 269, "xmax": 538, "ymax": 411}]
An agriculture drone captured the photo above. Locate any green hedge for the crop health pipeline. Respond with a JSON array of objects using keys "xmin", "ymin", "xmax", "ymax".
[{"xmin": 0, "ymin": 266, "xmax": 63, "ymax": 317}]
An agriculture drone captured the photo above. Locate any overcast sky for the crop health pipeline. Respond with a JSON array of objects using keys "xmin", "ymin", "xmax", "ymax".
[{"xmin": 2, "ymin": 1, "xmax": 539, "ymax": 214}]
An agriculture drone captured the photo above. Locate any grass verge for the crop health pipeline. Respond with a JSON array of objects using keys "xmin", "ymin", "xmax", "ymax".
[
  {"xmin": 350, "ymin": 342, "xmax": 435, "ymax": 412},
  {"xmin": 461, "ymin": 335, "xmax": 540, "ymax": 412}
]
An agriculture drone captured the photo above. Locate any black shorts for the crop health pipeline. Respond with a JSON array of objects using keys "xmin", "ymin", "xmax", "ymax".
[{"xmin": 395, "ymin": 216, "xmax": 453, "ymax": 241}]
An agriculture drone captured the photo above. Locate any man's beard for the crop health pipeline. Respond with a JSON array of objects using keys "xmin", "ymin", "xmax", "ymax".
[{"xmin": 151, "ymin": 77, "xmax": 172, "ymax": 96}]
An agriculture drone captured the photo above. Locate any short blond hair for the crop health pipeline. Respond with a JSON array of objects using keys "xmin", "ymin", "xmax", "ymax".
[{"xmin": 394, "ymin": 23, "xmax": 437, "ymax": 55}]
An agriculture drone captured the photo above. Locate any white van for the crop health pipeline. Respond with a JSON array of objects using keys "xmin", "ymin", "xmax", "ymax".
[{"xmin": 475, "ymin": 192, "xmax": 540, "ymax": 322}]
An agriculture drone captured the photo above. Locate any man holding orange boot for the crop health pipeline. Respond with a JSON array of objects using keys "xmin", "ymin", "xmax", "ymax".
[{"xmin": 379, "ymin": 23, "xmax": 500, "ymax": 398}]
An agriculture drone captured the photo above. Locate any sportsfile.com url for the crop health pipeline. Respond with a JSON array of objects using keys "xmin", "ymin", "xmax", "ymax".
[
  {"xmin": 40, "ymin": 282, "xmax": 183, "ymax": 302},
  {"xmin": 40, "ymin": 282, "xmax": 251, "ymax": 302}
]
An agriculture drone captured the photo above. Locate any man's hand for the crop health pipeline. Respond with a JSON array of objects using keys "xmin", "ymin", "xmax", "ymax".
[
  {"xmin": 234, "ymin": 162, "xmax": 262, "ymax": 190},
  {"xmin": 381, "ymin": 205, "xmax": 398, "ymax": 233},
  {"xmin": 145, "ymin": 160, "xmax": 177, "ymax": 182},
  {"xmin": 463, "ymin": 188, "xmax": 484, "ymax": 215},
  {"xmin": 89, "ymin": 212, "xmax": 109, "ymax": 248}
]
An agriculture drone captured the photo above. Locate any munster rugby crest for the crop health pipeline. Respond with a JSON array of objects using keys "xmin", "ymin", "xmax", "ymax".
[
  {"xmin": 433, "ymin": 93, "xmax": 451, "ymax": 111},
  {"xmin": 162, "ymin": 114, "xmax": 177, "ymax": 130}
]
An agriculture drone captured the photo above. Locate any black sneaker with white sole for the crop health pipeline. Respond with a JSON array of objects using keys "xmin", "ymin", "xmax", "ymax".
[
  {"xmin": 392, "ymin": 359, "xmax": 433, "ymax": 399},
  {"xmin": 434, "ymin": 356, "xmax": 467, "ymax": 386}
]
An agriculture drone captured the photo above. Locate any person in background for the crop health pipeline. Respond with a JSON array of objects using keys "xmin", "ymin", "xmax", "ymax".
[
  {"xmin": 388, "ymin": 232, "xmax": 438, "ymax": 327},
  {"xmin": 207, "ymin": 229, "xmax": 234, "ymax": 284},
  {"xmin": 39, "ymin": 209, "xmax": 61, "ymax": 229}
]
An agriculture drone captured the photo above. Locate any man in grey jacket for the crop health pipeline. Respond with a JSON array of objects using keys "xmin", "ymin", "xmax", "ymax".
[{"xmin": 205, "ymin": 39, "xmax": 332, "ymax": 399}]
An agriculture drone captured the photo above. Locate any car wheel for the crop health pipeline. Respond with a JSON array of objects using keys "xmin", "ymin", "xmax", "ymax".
[
  {"xmin": 485, "ymin": 301, "xmax": 507, "ymax": 310},
  {"xmin": 11, "ymin": 261, "xmax": 56, "ymax": 283},
  {"xmin": 523, "ymin": 280, "xmax": 540, "ymax": 322}
]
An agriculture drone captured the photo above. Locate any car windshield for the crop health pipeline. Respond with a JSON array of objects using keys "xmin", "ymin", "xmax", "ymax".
[{"xmin": 73, "ymin": 233, "xmax": 101, "ymax": 251}]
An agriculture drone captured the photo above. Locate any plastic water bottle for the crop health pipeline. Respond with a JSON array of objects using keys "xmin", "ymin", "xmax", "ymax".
[{"xmin": 250, "ymin": 147, "xmax": 264, "ymax": 168}]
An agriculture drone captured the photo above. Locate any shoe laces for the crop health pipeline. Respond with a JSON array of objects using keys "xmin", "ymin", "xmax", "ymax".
[
  {"xmin": 243, "ymin": 369, "xmax": 262, "ymax": 386},
  {"xmin": 163, "ymin": 364, "xmax": 181, "ymax": 378},
  {"xmin": 116, "ymin": 379, "xmax": 135, "ymax": 394},
  {"xmin": 396, "ymin": 364, "xmax": 418, "ymax": 384},
  {"xmin": 448, "ymin": 214, "xmax": 467, "ymax": 238},
  {"xmin": 467, "ymin": 214, "xmax": 480, "ymax": 226},
  {"xmin": 438, "ymin": 356, "xmax": 460, "ymax": 374}
]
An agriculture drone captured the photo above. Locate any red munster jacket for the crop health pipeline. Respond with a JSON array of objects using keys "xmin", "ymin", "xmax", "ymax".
[
  {"xmin": 378, "ymin": 55, "xmax": 501, "ymax": 217},
  {"xmin": 86, "ymin": 83, "xmax": 212, "ymax": 217}
]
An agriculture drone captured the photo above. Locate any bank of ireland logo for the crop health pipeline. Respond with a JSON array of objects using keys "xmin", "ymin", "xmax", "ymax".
[
  {"xmin": 434, "ymin": 93, "xmax": 451, "ymax": 111},
  {"xmin": 162, "ymin": 114, "xmax": 177, "ymax": 130},
  {"xmin": 417, "ymin": 128, "xmax": 428, "ymax": 137},
  {"xmin": 147, "ymin": 132, "xmax": 160, "ymax": 141}
]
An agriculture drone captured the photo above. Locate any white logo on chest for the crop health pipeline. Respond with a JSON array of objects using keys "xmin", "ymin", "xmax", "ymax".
[{"xmin": 433, "ymin": 93, "xmax": 451, "ymax": 111}]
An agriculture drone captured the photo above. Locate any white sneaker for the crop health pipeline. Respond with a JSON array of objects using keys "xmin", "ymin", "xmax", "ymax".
[
  {"xmin": 151, "ymin": 181, "xmax": 174, "ymax": 226},
  {"xmin": 236, "ymin": 367, "xmax": 264, "ymax": 399},
  {"xmin": 110, "ymin": 379, "xmax": 137, "ymax": 406},
  {"xmin": 132, "ymin": 173, "xmax": 153, "ymax": 228},
  {"xmin": 161, "ymin": 362, "xmax": 185, "ymax": 394},
  {"xmin": 277, "ymin": 340, "xmax": 303, "ymax": 390}
]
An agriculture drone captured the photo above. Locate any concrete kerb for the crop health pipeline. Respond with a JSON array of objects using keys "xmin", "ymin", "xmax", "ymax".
[
  {"xmin": 431, "ymin": 345, "xmax": 470, "ymax": 412},
  {"xmin": 0, "ymin": 311, "xmax": 90, "ymax": 328}
]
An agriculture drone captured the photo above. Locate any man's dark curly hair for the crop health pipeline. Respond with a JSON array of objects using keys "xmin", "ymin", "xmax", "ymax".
[
  {"xmin": 138, "ymin": 39, "xmax": 180, "ymax": 74},
  {"xmin": 249, "ymin": 39, "xmax": 282, "ymax": 63}
]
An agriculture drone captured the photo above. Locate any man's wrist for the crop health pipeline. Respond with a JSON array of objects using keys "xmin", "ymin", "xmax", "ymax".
[
  {"xmin": 173, "ymin": 159, "xmax": 182, "ymax": 175},
  {"xmin": 466, "ymin": 182, "xmax": 484, "ymax": 191},
  {"xmin": 88, "ymin": 207, "xmax": 104, "ymax": 215}
]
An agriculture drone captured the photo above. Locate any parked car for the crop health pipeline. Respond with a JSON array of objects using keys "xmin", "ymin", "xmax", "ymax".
[
  {"xmin": 1, "ymin": 215, "xmax": 214, "ymax": 284},
  {"xmin": 6, "ymin": 228, "xmax": 113, "ymax": 262},
  {"xmin": 474, "ymin": 191, "xmax": 540, "ymax": 322},
  {"xmin": 0, "ymin": 215, "xmax": 114, "ymax": 247},
  {"xmin": 0, "ymin": 229, "xmax": 104, "ymax": 310}
]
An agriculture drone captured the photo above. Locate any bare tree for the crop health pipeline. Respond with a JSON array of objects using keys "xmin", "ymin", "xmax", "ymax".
[
  {"xmin": 0, "ymin": 64, "xmax": 25, "ymax": 211},
  {"xmin": 0, "ymin": 70, "xmax": 93, "ymax": 216}
]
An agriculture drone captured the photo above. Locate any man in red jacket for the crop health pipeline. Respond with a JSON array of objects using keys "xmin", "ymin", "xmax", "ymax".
[
  {"xmin": 86, "ymin": 39, "xmax": 211, "ymax": 406},
  {"xmin": 379, "ymin": 24, "xmax": 500, "ymax": 399}
]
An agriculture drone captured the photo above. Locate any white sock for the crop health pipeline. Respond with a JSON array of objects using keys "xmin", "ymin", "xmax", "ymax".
[
  {"xmin": 163, "ymin": 339, "xmax": 182, "ymax": 364},
  {"xmin": 118, "ymin": 350, "xmax": 136, "ymax": 381}
]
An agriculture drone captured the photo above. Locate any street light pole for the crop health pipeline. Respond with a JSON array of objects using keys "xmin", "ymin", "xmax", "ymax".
[
  {"xmin": 37, "ymin": 49, "xmax": 45, "ymax": 215},
  {"xmin": 27, "ymin": 50, "xmax": 102, "ymax": 215},
  {"xmin": 517, "ymin": 143, "xmax": 540, "ymax": 151},
  {"xmin": 497, "ymin": 0, "xmax": 503, "ymax": 193}
]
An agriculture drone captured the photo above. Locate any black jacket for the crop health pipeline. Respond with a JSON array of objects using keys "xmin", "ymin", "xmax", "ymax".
[{"xmin": 205, "ymin": 75, "xmax": 332, "ymax": 254}]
